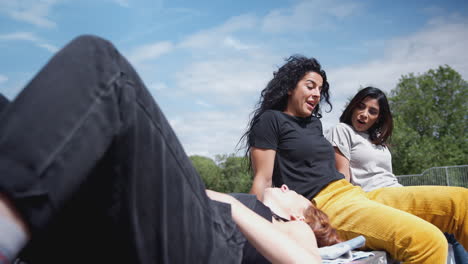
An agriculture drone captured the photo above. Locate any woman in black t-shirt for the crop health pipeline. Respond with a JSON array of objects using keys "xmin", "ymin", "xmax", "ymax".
[{"xmin": 240, "ymin": 55, "xmax": 468, "ymax": 263}]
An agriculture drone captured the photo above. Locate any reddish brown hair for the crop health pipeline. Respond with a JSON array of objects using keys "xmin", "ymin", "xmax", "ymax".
[{"xmin": 304, "ymin": 202, "xmax": 341, "ymax": 247}]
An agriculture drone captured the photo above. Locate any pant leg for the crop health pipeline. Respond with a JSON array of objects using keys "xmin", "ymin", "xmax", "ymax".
[
  {"xmin": 314, "ymin": 180, "xmax": 448, "ymax": 263},
  {"xmin": 367, "ymin": 186, "xmax": 468, "ymax": 253},
  {"xmin": 0, "ymin": 35, "xmax": 243, "ymax": 264},
  {"xmin": 0, "ymin": 94, "xmax": 9, "ymax": 113},
  {"xmin": 446, "ymin": 233, "xmax": 468, "ymax": 264}
]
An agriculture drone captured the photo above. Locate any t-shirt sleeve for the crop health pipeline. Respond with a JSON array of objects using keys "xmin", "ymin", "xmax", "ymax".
[
  {"xmin": 249, "ymin": 111, "xmax": 280, "ymax": 150},
  {"xmin": 325, "ymin": 123, "xmax": 353, "ymax": 160}
]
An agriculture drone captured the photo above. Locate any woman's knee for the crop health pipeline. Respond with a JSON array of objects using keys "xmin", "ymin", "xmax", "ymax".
[
  {"xmin": 58, "ymin": 34, "xmax": 121, "ymax": 70},
  {"xmin": 68, "ymin": 34, "xmax": 115, "ymax": 51},
  {"xmin": 398, "ymin": 225, "xmax": 448, "ymax": 263}
]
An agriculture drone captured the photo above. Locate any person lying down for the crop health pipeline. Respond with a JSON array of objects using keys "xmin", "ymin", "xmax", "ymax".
[{"xmin": 0, "ymin": 34, "xmax": 345, "ymax": 264}]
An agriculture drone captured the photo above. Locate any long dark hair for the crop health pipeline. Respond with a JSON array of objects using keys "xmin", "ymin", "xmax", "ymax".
[
  {"xmin": 239, "ymin": 55, "xmax": 332, "ymax": 164},
  {"xmin": 340, "ymin": 87, "xmax": 393, "ymax": 145}
]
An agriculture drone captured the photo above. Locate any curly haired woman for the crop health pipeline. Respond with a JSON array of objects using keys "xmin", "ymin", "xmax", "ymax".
[{"xmin": 242, "ymin": 55, "xmax": 468, "ymax": 263}]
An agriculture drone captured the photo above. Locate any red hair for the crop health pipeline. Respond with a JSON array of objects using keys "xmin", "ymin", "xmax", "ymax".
[{"xmin": 304, "ymin": 202, "xmax": 341, "ymax": 247}]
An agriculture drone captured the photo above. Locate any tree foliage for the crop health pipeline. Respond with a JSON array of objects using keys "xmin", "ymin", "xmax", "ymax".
[
  {"xmin": 389, "ymin": 65, "xmax": 468, "ymax": 175},
  {"xmin": 190, "ymin": 155, "xmax": 223, "ymax": 190},
  {"xmin": 190, "ymin": 154, "xmax": 252, "ymax": 193}
]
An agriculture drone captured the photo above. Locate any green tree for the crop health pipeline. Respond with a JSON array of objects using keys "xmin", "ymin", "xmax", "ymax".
[
  {"xmin": 190, "ymin": 155, "xmax": 223, "ymax": 191},
  {"xmin": 389, "ymin": 65, "xmax": 468, "ymax": 175},
  {"xmin": 216, "ymin": 154, "xmax": 252, "ymax": 193},
  {"xmin": 190, "ymin": 154, "xmax": 252, "ymax": 193}
]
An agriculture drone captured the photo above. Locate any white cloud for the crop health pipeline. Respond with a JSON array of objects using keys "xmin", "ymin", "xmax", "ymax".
[
  {"xmin": 223, "ymin": 36, "xmax": 254, "ymax": 50},
  {"xmin": 169, "ymin": 110, "xmax": 251, "ymax": 157},
  {"xmin": 195, "ymin": 100, "xmax": 212, "ymax": 108},
  {"xmin": 128, "ymin": 41, "xmax": 174, "ymax": 64},
  {"xmin": 38, "ymin": 43, "xmax": 59, "ymax": 53},
  {"xmin": 261, "ymin": 0, "xmax": 362, "ymax": 33},
  {"xmin": 174, "ymin": 57, "xmax": 275, "ymax": 105},
  {"xmin": 0, "ymin": 75, "xmax": 8, "ymax": 84},
  {"xmin": 0, "ymin": 0, "xmax": 59, "ymax": 28},
  {"xmin": 0, "ymin": 31, "xmax": 38, "ymax": 42},
  {"xmin": 321, "ymin": 18, "xmax": 468, "ymax": 131},
  {"xmin": 180, "ymin": 14, "xmax": 258, "ymax": 49},
  {"xmin": 0, "ymin": 32, "xmax": 59, "ymax": 53},
  {"xmin": 330, "ymin": 19, "xmax": 468, "ymax": 96}
]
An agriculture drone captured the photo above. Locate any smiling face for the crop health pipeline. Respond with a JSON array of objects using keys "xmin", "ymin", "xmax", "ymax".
[
  {"xmin": 284, "ymin": 71, "xmax": 323, "ymax": 118},
  {"xmin": 351, "ymin": 96, "xmax": 380, "ymax": 132}
]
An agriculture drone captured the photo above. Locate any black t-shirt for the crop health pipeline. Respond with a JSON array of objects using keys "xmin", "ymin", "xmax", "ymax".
[
  {"xmin": 249, "ymin": 110, "xmax": 344, "ymax": 199},
  {"xmin": 230, "ymin": 193, "xmax": 273, "ymax": 264}
]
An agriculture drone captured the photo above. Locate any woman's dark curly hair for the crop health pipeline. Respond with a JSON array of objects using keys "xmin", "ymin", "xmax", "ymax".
[
  {"xmin": 238, "ymin": 55, "xmax": 332, "ymax": 166},
  {"xmin": 340, "ymin": 87, "xmax": 393, "ymax": 145}
]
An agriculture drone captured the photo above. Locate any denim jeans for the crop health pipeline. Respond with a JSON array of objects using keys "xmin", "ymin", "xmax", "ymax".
[
  {"xmin": 0, "ymin": 35, "xmax": 243, "ymax": 264},
  {"xmin": 446, "ymin": 233, "xmax": 468, "ymax": 264}
]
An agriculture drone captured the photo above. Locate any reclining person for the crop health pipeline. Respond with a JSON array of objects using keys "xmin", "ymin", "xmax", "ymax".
[{"xmin": 0, "ymin": 35, "xmax": 345, "ymax": 264}]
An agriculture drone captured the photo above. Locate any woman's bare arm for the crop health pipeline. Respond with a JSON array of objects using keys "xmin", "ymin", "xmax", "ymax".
[
  {"xmin": 249, "ymin": 147, "xmax": 276, "ymax": 200},
  {"xmin": 206, "ymin": 190, "xmax": 321, "ymax": 264},
  {"xmin": 333, "ymin": 147, "xmax": 351, "ymax": 182}
]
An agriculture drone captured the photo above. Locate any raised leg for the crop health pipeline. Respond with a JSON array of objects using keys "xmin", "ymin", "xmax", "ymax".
[
  {"xmin": 314, "ymin": 180, "xmax": 450, "ymax": 263},
  {"xmin": 0, "ymin": 35, "xmax": 242, "ymax": 263},
  {"xmin": 367, "ymin": 186, "xmax": 468, "ymax": 253}
]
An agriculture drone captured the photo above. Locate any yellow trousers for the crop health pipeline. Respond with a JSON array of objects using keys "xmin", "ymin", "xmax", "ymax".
[{"xmin": 313, "ymin": 179, "xmax": 467, "ymax": 263}]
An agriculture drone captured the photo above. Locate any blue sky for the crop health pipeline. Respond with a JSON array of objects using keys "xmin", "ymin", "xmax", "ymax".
[{"xmin": 1, "ymin": 0, "xmax": 467, "ymax": 158}]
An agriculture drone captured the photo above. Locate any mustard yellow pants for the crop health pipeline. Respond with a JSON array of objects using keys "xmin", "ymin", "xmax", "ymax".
[{"xmin": 313, "ymin": 179, "xmax": 467, "ymax": 264}]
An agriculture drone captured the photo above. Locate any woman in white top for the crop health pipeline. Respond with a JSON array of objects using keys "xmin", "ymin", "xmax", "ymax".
[
  {"xmin": 326, "ymin": 86, "xmax": 401, "ymax": 191},
  {"xmin": 327, "ymin": 86, "xmax": 468, "ymax": 263}
]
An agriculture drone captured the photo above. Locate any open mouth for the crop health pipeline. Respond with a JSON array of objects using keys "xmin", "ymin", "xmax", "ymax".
[
  {"xmin": 306, "ymin": 101, "xmax": 315, "ymax": 109},
  {"xmin": 357, "ymin": 120, "xmax": 366, "ymax": 125}
]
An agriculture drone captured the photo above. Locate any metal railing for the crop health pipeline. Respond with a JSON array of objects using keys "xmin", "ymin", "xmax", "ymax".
[{"xmin": 396, "ymin": 165, "xmax": 468, "ymax": 188}]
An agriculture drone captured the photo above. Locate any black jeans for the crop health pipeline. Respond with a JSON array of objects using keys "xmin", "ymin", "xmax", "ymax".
[
  {"xmin": 0, "ymin": 94, "xmax": 8, "ymax": 112},
  {"xmin": 0, "ymin": 35, "xmax": 243, "ymax": 264}
]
